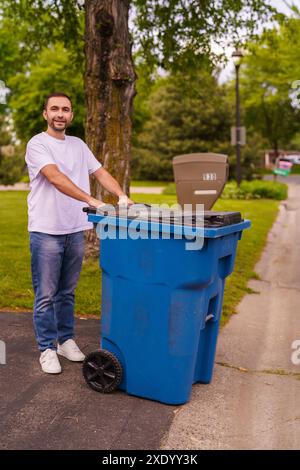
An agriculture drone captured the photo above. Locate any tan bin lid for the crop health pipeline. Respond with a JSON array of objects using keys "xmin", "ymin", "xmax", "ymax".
[
  {"xmin": 173, "ymin": 153, "xmax": 228, "ymax": 165},
  {"xmin": 172, "ymin": 153, "xmax": 229, "ymax": 210}
]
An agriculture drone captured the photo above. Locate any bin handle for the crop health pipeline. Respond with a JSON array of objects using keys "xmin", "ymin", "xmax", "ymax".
[
  {"xmin": 83, "ymin": 206, "xmax": 97, "ymax": 214},
  {"xmin": 205, "ymin": 314, "xmax": 214, "ymax": 322},
  {"xmin": 83, "ymin": 203, "xmax": 150, "ymax": 215}
]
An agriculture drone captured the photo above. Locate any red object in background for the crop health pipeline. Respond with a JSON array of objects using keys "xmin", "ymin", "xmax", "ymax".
[{"xmin": 278, "ymin": 160, "xmax": 293, "ymax": 170}]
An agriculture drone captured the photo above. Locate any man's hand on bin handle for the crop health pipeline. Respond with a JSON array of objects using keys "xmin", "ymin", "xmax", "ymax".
[
  {"xmin": 118, "ymin": 195, "xmax": 134, "ymax": 206},
  {"xmin": 87, "ymin": 197, "xmax": 106, "ymax": 209},
  {"xmin": 87, "ymin": 195, "xmax": 134, "ymax": 209}
]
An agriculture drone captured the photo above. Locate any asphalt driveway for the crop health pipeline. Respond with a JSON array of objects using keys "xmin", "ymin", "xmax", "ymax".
[{"xmin": 0, "ymin": 312, "xmax": 175, "ymax": 450}]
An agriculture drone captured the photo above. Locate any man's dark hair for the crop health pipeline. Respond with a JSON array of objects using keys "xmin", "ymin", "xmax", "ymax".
[{"xmin": 44, "ymin": 92, "xmax": 72, "ymax": 110}]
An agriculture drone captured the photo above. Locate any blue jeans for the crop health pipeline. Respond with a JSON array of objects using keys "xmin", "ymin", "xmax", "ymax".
[{"xmin": 29, "ymin": 231, "xmax": 85, "ymax": 352}]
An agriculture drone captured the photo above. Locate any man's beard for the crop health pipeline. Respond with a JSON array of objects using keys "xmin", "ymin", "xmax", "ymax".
[{"xmin": 50, "ymin": 120, "xmax": 68, "ymax": 132}]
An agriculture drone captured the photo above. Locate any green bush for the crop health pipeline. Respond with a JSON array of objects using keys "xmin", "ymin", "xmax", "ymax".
[
  {"xmin": 291, "ymin": 164, "xmax": 300, "ymax": 174},
  {"xmin": 131, "ymin": 148, "xmax": 174, "ymax": 181},
  {"xmin": 163, "ymin": 180, "xmax": 288, "ymax": 200},
  {"xmin": 222, "ymin": 180, "xmax": 287, "ymax": 200},
  {"xmin": 252, "ymin": 167, "xmax": 273, "ymax": 178},
  {"xmin": 20, "ymin": 174, "xmax": 30, "ymax": 183},
  {"xmin": 0, "ymin": 149, "xmax": 25, "ymax": 185}
]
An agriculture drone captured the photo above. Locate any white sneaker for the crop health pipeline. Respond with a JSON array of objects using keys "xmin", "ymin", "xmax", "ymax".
[
  {"xmin": 39, "ymin": 349, "xmax": 62, "ymax": 374},
  {"xmin": 57, "ymin": 339, "xmax": 85, "ymax": 362}
]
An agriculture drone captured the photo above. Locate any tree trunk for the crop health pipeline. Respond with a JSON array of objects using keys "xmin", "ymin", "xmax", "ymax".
[{"xmin": 84, "ymin": 0, "xmax": 136, "ymax": 256}]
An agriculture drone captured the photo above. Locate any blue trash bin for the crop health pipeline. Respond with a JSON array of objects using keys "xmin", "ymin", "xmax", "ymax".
[{"xmin": 82, "ymin": 205, "xmax": 250, "ymax": 405}]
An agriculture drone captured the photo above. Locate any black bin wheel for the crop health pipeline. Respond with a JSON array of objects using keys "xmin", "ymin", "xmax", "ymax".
[{"xmin": 83, "ymin": 349, "xmax": 123, "ymax": 393}]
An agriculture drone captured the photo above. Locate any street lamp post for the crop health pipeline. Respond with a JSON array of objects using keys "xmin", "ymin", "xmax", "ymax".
[{"xmin": 232, "ymin": 50, "xmax": 243, "ymax": 187}]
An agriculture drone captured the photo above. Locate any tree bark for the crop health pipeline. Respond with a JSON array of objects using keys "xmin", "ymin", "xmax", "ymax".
[{"xmin": 84, "ymin": 0, "xmax": 136, "ymax": 255}]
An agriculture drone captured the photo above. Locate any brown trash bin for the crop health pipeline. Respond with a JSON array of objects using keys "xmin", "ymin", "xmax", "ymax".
[{"xmin": 173, "ymin": 153, "xmax": 229, "ymax": 210}]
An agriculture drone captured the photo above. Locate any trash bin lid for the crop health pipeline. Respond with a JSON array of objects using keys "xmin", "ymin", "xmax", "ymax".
[
  {"xmin": 173, "ymin": 153, "xmax": 228, "ymax": 165},
  {"xmin": 83, "ymin": 204, "xmax": 251, "ymax": 238},
  {"xmin": 84, "ymin": 205, "xmax": 241, "ymax": 227}
]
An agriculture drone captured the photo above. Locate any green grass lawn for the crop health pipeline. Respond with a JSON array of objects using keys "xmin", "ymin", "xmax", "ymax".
[
  {"xmin": 0, "ymin": 191, "xmax": 279, "ymax": 326},
  {"xmin": 0, "ymin": 191, "xmax": 101, "ymax": 316}
]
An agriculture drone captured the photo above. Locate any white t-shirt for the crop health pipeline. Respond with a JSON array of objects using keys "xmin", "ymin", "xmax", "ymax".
[{"xmin": 25, "ymin": 132, "xmax": 102, "ymax": 234}]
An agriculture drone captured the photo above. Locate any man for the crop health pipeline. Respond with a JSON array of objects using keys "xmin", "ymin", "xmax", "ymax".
[{"xmin": 25, "ymin": 92, "xmax": 133, "ymax": 374}]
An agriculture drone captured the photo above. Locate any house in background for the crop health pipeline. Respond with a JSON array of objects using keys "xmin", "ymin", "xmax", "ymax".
[{"xmin": 264, "ymin": 149, "xmax": 300, "ymax": 168}]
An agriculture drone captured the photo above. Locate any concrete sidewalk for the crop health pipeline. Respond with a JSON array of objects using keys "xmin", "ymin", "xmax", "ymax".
[
  {"xmin": 0, "ymin": 183, "xmax": 166, "ymax": 194},
  {"xmin": 162, "ymin": 180, "xmax": 300, "ymax": 450},
  {"xmin": 0, "ymin": 182, "xmax": 29, "ymax": 191},
  {"xmin": 130, "ymin": 186, "xmax": 165, "ymax": 194}
]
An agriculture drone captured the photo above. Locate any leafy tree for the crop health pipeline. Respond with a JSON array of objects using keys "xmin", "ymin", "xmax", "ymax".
[
  {"xmin": 0, "ymin": 0, "xmax": 276, "ymax": 191},
  {"xmin": 7, "ymin": 43, "xmax": 85, "ymax": 142},
  {"xmin": 0, "ymin": 0, "xmax": 84, "ymax": 70},
  {"xmin": 0, "ymin": 16, "xmax": 22, "ymax": 85},
  {"xmin": 240, "ymin": 19, "xmax": 300, "ymax": 158},
  {"xmin": 0, "ymin": 146, "xmax": 24, "ymax": 185},
  {"xmin": 132, "ymin": 57, "xmax": 156, "ymax": 144},
  {"xmin": 0, "ymin": 101, "xmax": 15, "ymax": 182},
  {"xmin": 228, "ymin": 131, "xmax": 269, "ymax": 180},
  {"xmin": 132, "ymin": 68, "xmax": 232, "ymax": 180},
  {"xmin": 0, "ymin": 109, "xmax": 11, "ymax": 147},
  {"xmin": 133, "ymin": 0, "xmax": 275, "ymax": 71},
  {"xmin": 0, "ymin": 102, "xmax": 25, "ymax": 184}
]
